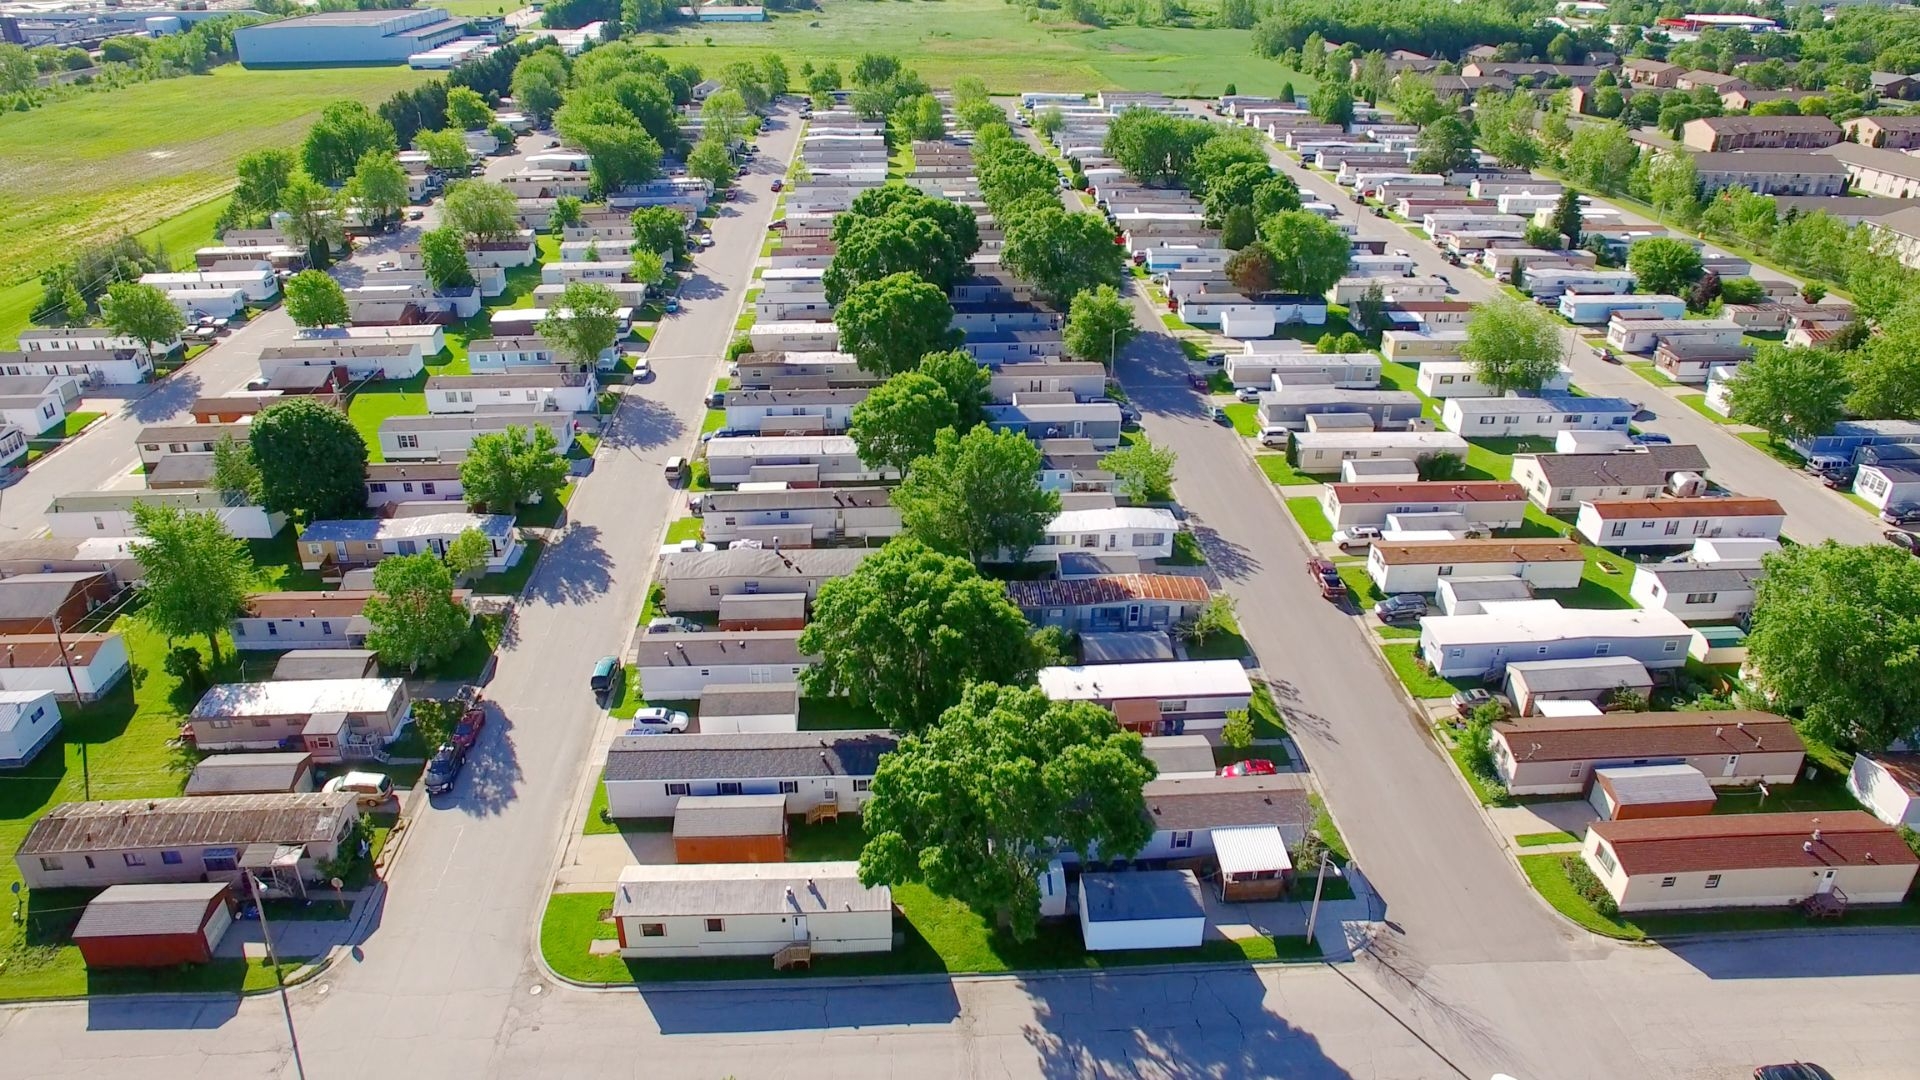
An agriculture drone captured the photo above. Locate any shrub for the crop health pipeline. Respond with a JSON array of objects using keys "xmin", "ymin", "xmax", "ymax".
[
  {"xmin": 727, "ymin": 336, "xmax": 754, "ymax": 360},
  {"xmin": 1220, "ymin": 708, "xmax": 1254, "ymax": 750},
  {"xmin": 1563, "ymin": 855, "xmax": 1619, "ymax": 917}
]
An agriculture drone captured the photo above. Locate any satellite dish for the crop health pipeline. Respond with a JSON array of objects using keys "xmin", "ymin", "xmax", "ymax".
[{"xmin": 330, "ymin": 877, "xmax": 344, "ymax": 890}]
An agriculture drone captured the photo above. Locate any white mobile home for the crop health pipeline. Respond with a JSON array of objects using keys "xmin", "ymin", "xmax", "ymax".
[
  {"xmin": 1576, "ymin": 498, "xmax": 1786, "ymax": 550},
  {"xmin": 601, "ymin": 730, "xmax": 895, "ymax": 819},
  {"xmin": 1419, "ymin": 599, "xmax": 1694, "ymax": 679},
  {"xmin": 1038, "ymin": 660, "xmax": 1251, "ymax": 734},
  {"xmin": 1441, "ymin": 393, "xmax": 1634, "ymax": 438},
  {"xmin": 611, "ymin": 861, "xmax": 893, "ymax": 960},
  {"xmin": 1289, "ymin": 431, "xmax": 1470, "ymax": 474},
  {"xmin": 1416, "ymin": 361, "xmax": 1568, "ymax": 400},
  {"xmin": 1366, "ymin": 538, "xmax": 1586, "ymax": 596},
  {"xmin": 1559, "ymin": 293, "xmax": 1688, "ymax": 325}
]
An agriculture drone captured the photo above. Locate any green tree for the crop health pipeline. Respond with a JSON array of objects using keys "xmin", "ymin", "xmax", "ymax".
[
  {"xmin": 858, "ymin": 682, "xmax": 1156, "ymax": 941},
  {"xmin": 1411, "ymin": 115, "xmax": 1475, "ymax": 174},
  {"xmin": 348, "ymin": 151, "xmax": 410, "ymax": 229},
  {"xmin": 1747, "ymin": 543, "xmax": 1920, "ymax": 752},
  {"xmin": 700, "ymin": 88, "xmax": 749, "ymax": 145},
  {"xmin": 420, "ymin": 226, "xmax": 476, "ymax": 291},
  {"xmin": 687, "ymin": 135, "xmax": 736, "ymax": 188},
  {"xmin": 848, "ymin": 371, "xmax": 957, "ymax": 475},
  {"xmin": 130, "ymin": 502, "xmax": 253, "ymax": 665},
  {"xmin": 1183, "ymin": 132, "xmax": 1267, "ymax": 195},
  {"xmin": 1392, "ymin": 73, "xmax": 1455, "ymax": 128},
  {"xmin": 1251, "ymin": 175, "xmax": 1304, "ymax": 220},
  {"xmin": 539, "ymin": 280, "xmax": 623, "ymax": 370},
  {"xmin": 443, "ymin": 527, "xmax": 493, "ymax": 583},
  {"xmin": 917, "ymin": 349, "xmax": 991, "ymax": 432},
  {"xmin": 1310, "ymin": 83, "xmax": 1354, "ymax": 128},
  {"xmin": 893, "ymin": 425, "xmax": 1059, "ymax": 565},
  {"xmin": 446, "ymin": 86, "xmax": 494, "ymax": 130},
  {"xmin": 1220, "ymin": 204, "xmax": 1256, "ymax": 250},
  {"xmin": 232, "ymin": 148, "xmax": 298, "ymax": 219},
  {"xmin": 1062, "ymin": 285, "xmax": 1137, "ymax": 366},
  {"xmin": 1033, "ymin": 105, "xmax": 1065, "ymax": 138},
  {"xmin": 1726, "ymin": 344, "xmax": 1848, "ymax": 445},
  {"xmin": 1258, "ymin": 211, "xmax": 1351, "ymax": 296},
  {"xmin": 279, "ymin": 174, "xmax": 345, "ymax": 270},
  {"xmin": 1563, "ymin": 123, "xmax": 1637, "ymax": 195},
  {"xmin": 630, "ymin": 204, "xmax": 689, "ymax": 264},
  {"xmin": 555, "ymin": 98, "xmax": 663, "ymax": 192},
  {"xmin": 1847, "ymin": 301, "xmax": 1920, "ymax": 420},
  {"xmin": 510, "ymin": 51, "xmax": 566, "ymax": 124},
  {"xmin": 1220, "ymin": 708, "xmax": 1254, "ymax": 751},
  {"xmin": 896, "ymin": 94, "xmax": 945, "ymax": 142},
  {"xmin": 1102, "ymin": 109, "xmax": 1214, "ymax": 186},
  {"xmin": 1718, "ymin": 277, "xmax": 1767, "ymax": 306},
  {"xmin": 1627, "ymin": 236, "xmax": 1704, "ymax": 296},
  {"xmin": 629, "ymin": 248, "xmax": 666, "ymax": 288},
  {"xmin": 211, "ymin": 433, "xmax": 261, "ymax": 504},
  {"xmin": 825, "ymin": 215, "xmax": 963, "ymax": 303},
  {"xmin": 459, "ymin": 423, "xmax": 571, "ymax": 513},
  {"xmin": 441, "ymin": 179, "xmax": 519, "ymax": 243},
  {"xmin": 1462, "ymin": 295, "xmax": 1567, "ymax": 393},
  {"xmin": 100, "ymin": 282, "xmax": 185, "ymax": 363},
  {"xmin": 1101, "ymin": 437, "xmax": 1176, "ymax": 503},
  {"xmin": 1000, "ymin": 207, "xmax": 1124, "ymax": 305},
  {"xmin": 835, "ymin": 273, "xmax": 960, "ymax": 377},
  {"xmin": 1350, "ymin": 281, "xmax": 1388, "ymax": 336},
  {"xmin": 1523, "ymin": 222, "xmax": 1564, "ymax": 251},
  {"xmin": 250, "ymin": 397, "xmax": 370, "ymax": 521},
  {"xmin": 549, "ymin": 195, "xmax": 584, "ymax": 236},
  {"xmin": 303, "ymin": 100, "xmax": 398, "ymax": 186},
  {"xmin": 1225, "ymin": 241, "xmax": 1277, "ymax": 297},
  {"xmin": 1200, "ymin": 160, "xmax": 1275, "ymax": 223},
  {"xmin": 1646, "ymin": 150, "xmax": 1703, "ymax": 227},
  {"xmin": 283, "ymin": 269, "xmax": 348, "ymax": 329},
  {"xmin": 798, "ymin": 539, "xmax": 1040, "ymax": 730},
  {"xmin": 1551, "ymin": 188, "xmax": 1583, "ymax": 248},
  {"xmin": 414, "ymin": 128, "xmax": 474, "ymax": 173},
  {"xmin": 364, "ymin": 553, "xmax": 471, "ymax": 673}
]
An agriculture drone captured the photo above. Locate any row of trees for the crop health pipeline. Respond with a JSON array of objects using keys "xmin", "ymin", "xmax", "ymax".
[
  {"xmin": 0, "ymin": 14, "xmax": 262, "ymax": 112},
  {"xmin": 1727, "ymin": 297, "xmax": 1920, "ymax": 441}
]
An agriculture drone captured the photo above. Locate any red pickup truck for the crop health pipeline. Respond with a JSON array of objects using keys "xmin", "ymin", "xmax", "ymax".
[{"xmin": 1307, "ymin": 557, "xmax": 1347, "ymax": 601}]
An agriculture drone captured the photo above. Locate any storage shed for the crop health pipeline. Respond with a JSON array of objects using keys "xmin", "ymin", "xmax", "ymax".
[
  {"xmin": 1504, "ymin": 657, "xmax": 1654, "ymax": 716},
  {"xmin": 1079, "ymin": 870, "xmax": 1207, "ymax": 951},
  {"xmin": 716, "ymin": 591, "xmax": 808, "ymax": 631},
  {"xmin": 1588, "ymin": 764, "xmax": 1717, "ymax": 820},
  {"xmin": 70, "ymin": 882, "xmax": 235, "ymax": 969},
  {"xmin": 672, "ymin": 794, "xmax": 789, "ymax": 863},
  {"xmin": 698, "ymin": 683, "xmax": 801, "ymax": 734},
  {"xmin": 184, "ymin": 752, "xmax": 317, "ymax": 797}
]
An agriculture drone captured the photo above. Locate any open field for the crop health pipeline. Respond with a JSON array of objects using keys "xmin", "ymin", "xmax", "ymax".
[
  {"xmin": 642, "ymin": 0, "xmax": 1314, "ymax": 95},
  {"xmin": 0, "ymin": 65, "xmax": 430, "ymax": 294}
]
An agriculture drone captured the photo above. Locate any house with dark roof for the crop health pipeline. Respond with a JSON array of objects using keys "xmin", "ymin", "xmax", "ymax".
[
  {"xmin": 601, "ymin": 729, "xmax": 897, "ymax": 818},
  {"xmin": 1509, "ymin": 444, "xmax": 1709, "ymax": 510},
  {"xmin": 1688, "ymin": 151, "xmax": 1848, "ymax": 197},
  {"xmin": 657, "ymin": 547, "xmax": 872, "ymax": 612},
  {"xmin": 0, "ymin": 570, "xmax": 113, "ymax": 635},
  {"xmin": 1680, "ymin": 114, "xmax": 1842, "ymax": 152},
  {"xmin": 364, "ymin": 461, "xmax": 465, "ymax": 509},
  {"xmin": 1489, "ymin": 710, "xmax": 1804, "ymax": 795},
  {"xmin": 1004, "ymin": 574, "xmax": 1211, "ymax": 633},
  {"xmin": 1582, "ymin": 811, "xmax": 1918, "ymax": 913},
  {"xmin": 184, "ymin": 752, "xmax": 317, "ymax": 797},
  {"xmin": 15, "ymin": 793, "xmax": 361, "ymax": 890},
  {"xmin": 70, "ymin": 882, "xmax": 236, "ymax": 969},
  {"xmin": 1628, "ymin": 562, "xmax": 1763, "ymax": 623},
  {"xmin": 692, "ymin": 485, "xmax": 901, "ymax": 546},
  {"xmin": 1820, "ymin": 141, "xmax": 1920, "ymax": 198},
  {"xmin": 1133, "ymin": 775, "xmax": 1314, "ymax": 861},
  {"xmin": 0, "ymin": 631, "xmax": 131, "ymax": 700}
]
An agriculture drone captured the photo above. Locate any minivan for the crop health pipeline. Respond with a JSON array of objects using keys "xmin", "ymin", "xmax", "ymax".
[
  {"xmin": 590, "ymin": 656, "xmax": 619, "ymax": 699},
  {"xmin": 664, "ymin": 456, "xmax": 686, "ymax": 484}
]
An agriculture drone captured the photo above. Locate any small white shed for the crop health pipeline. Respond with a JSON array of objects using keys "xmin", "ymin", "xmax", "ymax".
[
  {"xmin": 1587, "ymin": 764, "xmax": 1717, "ymax": 820},
  {"xmin": 1078, "ymin": 870, "xmax": 1207, "ymax": 952},
  {"xmin": 0, "ymin": 688, "xmax": 61, "ymax": 768}
]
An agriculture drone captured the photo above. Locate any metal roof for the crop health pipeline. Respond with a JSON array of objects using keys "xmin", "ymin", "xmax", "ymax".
[
  {"xmin": 1212, "ymin": 825, "xmax": 1293, "ymax": 877},
  {"xmin": 613, "ymin": 861, "xmax": 890, "ymax": 917},
  {"xmin": 1080, "ymin": 870, "xmax": 1205, "ymax": 923},
  {"xmin": 19, "ymin": 793, "xmax": 356, "ymax": 856},
  {"xmin": 1593, "ymin": 763, "xmax": 1716, "ymax": 806},
  {"xmin": 1005, "ymin": 574, "xmax": 1209, "ymax": 609},
  {"xmin": 71, "ymin": 883, "xmax": 230, "ymax": 940},
  {"xmin": 671, "ymin": 794, "xmax": 788, "ymax": 838},
  {"xmin": 299, "ymin": 513, "xmax": 513, "ymax": 544},
  {"xmin": 604, "ymin": 730, "xmax": 895, "ymax": 783},
  {"xmin": 184, "ymin": 752, "xmax": 314, "ymax": 796},
  {"xmin": 190, "ymin": 678, "xmax": 403, "ymax": 719}
]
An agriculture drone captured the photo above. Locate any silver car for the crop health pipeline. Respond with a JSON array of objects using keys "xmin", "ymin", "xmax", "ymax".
[{"xmin": 628, "ymin": 707, "xmax": 691, "ymax": 734}]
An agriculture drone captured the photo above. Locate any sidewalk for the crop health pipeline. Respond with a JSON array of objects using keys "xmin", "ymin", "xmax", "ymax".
[{"xmin": 217, "ymin": 887, "xmax": 379, "ymax": 961}]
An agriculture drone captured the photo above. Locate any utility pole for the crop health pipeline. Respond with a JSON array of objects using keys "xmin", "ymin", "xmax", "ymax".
[
  {"xmin": 1303, "ymin": 851, "xmax": 1333, "ymax": 947},
  {"xmin": 246, "ymin": 872, "xmax": 308, "ymax": 1080},
  {"xmin": 51, "ymin": 617, "xmax": 88, "ymax": 799}
]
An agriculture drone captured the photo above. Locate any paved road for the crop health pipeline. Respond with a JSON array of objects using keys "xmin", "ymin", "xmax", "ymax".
[{"xmin": 1237, "ymin": 123, "xmax": 1885, "ymax": 547}]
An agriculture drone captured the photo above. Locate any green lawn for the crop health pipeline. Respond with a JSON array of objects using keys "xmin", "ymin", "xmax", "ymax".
[
  {"xmin": 1164, "ymin": 531, "xmax": 1207, "ymax": 566},
  {"xmin": 1625, "ymin": 361, "xmax": 1681, "ymax": 388},
  {"xmin": 1711, "ymin": 770, "xmax": 1864, "ymax": 816},
  {"xmin": 1439, "ymin": 723, "xmax": 1516, "ymax": 808},
  {"xmin": 1286, "ymin": 496, "xmax": 1333, "ymax": 542},
  {"xmin": 0, "ymin": 66, "xmax": 431, "ymax": 299},
  {"xmin": 541, "ymin": 884, "xmax": 1318, "ymax": 986},
  {"xmin": 57, "ymin": 412, "xmax": 103, "ymax": 439},
  {"xmin": 1335, "ymin": 561, "xmax": 1380, "ymax": 605},
  {"xmin": 514, "ymin": 481, "xmax": 577, "ymax": 530},
  {"xmin": 583, "ymin": 770, "xmax": 675, "ymax": 835},
  {"xmin": 786, "ymin": 815, "xmax": 867, "ymax": 862},
  {"xmin": 247, "ymin": 531, "xmax": 326, "ymax": 593},
  {"xmin": 700, "ymin": 408, "xmax": 727, "ymax": 435},
  {"xmin": 663, "ymin": 517, "xmax": 703, "ymax": 545},
  {"xmin": 1738, "ymin": 432, "xmax": 1808, "ymax": 469},
  {"xmin": 1220, "ymin": 402, "xmax": 1259, "ymax": 437},
  {"xmin": 1381, "ymin": 643, "xmax": 1456, "ymax": 700},
  {"xmin": 1678, "ymin": 393, "xmax": 1735, "ymax": 425},
  {"xmin": 1537, "ymin": 547, "xmax": 1640, "ymax": 611},
  {"xmin": 1514, "ymin": 830, "xmax": 1580, "ymax": 847},
  {"xmin": 1462, "ymin": 436, "xmax": 1556, "ymax": 482},
  {"xmin": 1256, "ymin": 453, "xmax": 1315, "ymax": 486},
  {"xmin": 1246, "ymin": 681, "xmax": 1286, "ymax": 740},
  {"xmin": 606, "ymin": 665, "xmax": 656, "ymax": 721},
  {"xmin": 472, "ymin": 538, "xmax": 543, "ymax": 596}
]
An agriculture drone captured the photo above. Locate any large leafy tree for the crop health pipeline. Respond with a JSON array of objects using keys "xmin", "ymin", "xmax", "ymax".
[
  {"xmin": 1846, "ymin": 299, "xmax": 1920, "ymax": 420},
  {"xmin": 1101, "ymin": 437, "xmax": 1177, "ymax": 503},
  {"xmin": 211, "ymin": 433, "xmax": 262, "ymax": 504},
  {"xmin": 823, "ymin": 214, "xmax": 962, "ymax": 303},
  {"xmin": 797, "ymin": 539, "xmax": 1039, "ymax": 731},
  {"xmin": 1551, "ymin": 188, "xmax": 1583, "ymax": 249},
  {"xmin": 420, "ymin": 226, "xmax": 475, "ymax": 291},
  {"xmin": 834, "ymin": 273, "xmax": 960, "ymax": 377},
  {"xmin": 414, "ymin": 128, "xmax": 474, "ymax": 173},
  {"xmin": 459, "ymin": 424, "xmax": 570, "ymax": 512},
  {"xmin": 100, "ymin": 282, "xmax": 184, "ymax": 363},
  {"xmin": 1258, "ymin": 210, "xmax": 1351, "ymax": 297},
  {"xmin": 1747, "ymin": 543, "xmax": 1920, "ymax": 752},
  {"xmin": 1563, "ymin": 122, "xmax": 1638, "ymax": 196},
  {"xmin": 1102, "ymin": 109, "xmax": 1214, "ymax": 185},
  {"xmin": 348, "ymin": 151, "xmax": 410, "ymax": 229},
  {"xmin": 1646, "ymin": 150, "xmax": 1703, "ymax": 228},
  {"xmin": 1061, "ymin": 284, "xmax": 1137, "ymax": 366},
  {"xmin": 232, "ymin": 148, "xmax": 298, "ymax": 221},
  {"xmin": 858, "ymin": 682, "xmax": 1157, "ymax": 942},
  {"xmin": 302, "ymin": 100, "xmax": 398, "ymax": 186},
  {"xmin": 686, "ymin": 135, "xmax": 735, "ymax": 188},
  {"xmin": 250, "ymin": 397, "xmax": 370, "ymax": 521},
  {"xmin": 556, "ymin": 96, "xmax": 664, "ymax": 193},
  {"xmin": 1727, "ymin": 345, "xmax": 1849, "ymax": 444},
  {"xmin": 130, "ymin": 502, "xmax": 254, "ymax": 664},
  {"xmin": 364, "ymin": 552, "xmax": 471, "ymax": 673},
  {"xmin": 629, "ymin": 204, "xmax": 689, "ymax": 264},
  {"xmin": 1627, "ymin": 236, "xmax": 1704, "ymax": 296},
  {"xmin": 1411, "ymin": 115, "xmax": 1475, "ymax": 175},
  {"xmin": 539, "ymin": 280, "xmax": 623, "ymax": 370},
  {"xmin": 279, "ymin": 174, "xmax": 345, "ymax": 270},
  {"xmin": 446, "ymin": 86, "xmax": 494, "ymax": 130},
  {"xmin": 510, "ymin": 49, "xmax": 566, "ymax": 124},
  {"xmin": 848, "ymin": 371, "xmax": 956, "ymax": 474},
  {"xmin": 441, "ymin": 179, "xmax": 519, "ymax": 243},
  {"xmin": 917, "ymin": 349, "xmax": 991, "ymax": 432},
  {"xmin": 892, "ymin": 425, "xmax": 1059, "ymax": 564},
  {"xmin": 1200, "ymin": 160, "xmax": 1276, "ymax": 224},
  {"xmin": 999, "ymin": 207, "xmax": 1123, "ymax": 306},
  {"xmin": 1182, "ymin": 132, "xmax": 1267, "ymax": 195},
  {"xmin": 283, "ymin": 269, "xmax": 348, "ymax": 329},
  {"xmin": 1462, "ymin": 295, "xmax": 1567, "ymax": 394},
  {"xmin": 1225, "ymin": 241, "xmax": 1277, "ymax": 298}
]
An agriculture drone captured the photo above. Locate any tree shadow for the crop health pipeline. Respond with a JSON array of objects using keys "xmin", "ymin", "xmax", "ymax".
[
  {"xmin": 443, "ymin": 699, "xmax": 521, "ymax": 819},
  {"xmin": 1184, "ymin": 520, "xmax": 1259, "ymax": 582},
  {"xmin": 522, "ymin": 521, "xmax": 614, "ymax": 606},
  {"xmin": 675, "ymin": 272, "xmax": 729, "ymax": 302},
  {"xmin": 601, "ymin": 393, "xmax": 686, "ymax": 454},
  {"xmin": 127, "ymin": 369, "xmax": 204, "ymax": 424},
  {"xmin": 1020, "ymin": 967, "xmax": 1359, "ymax": 1080},
  {"xmin": 640, "ymin": 977, "xmax": 963, "ymax": 1035}
]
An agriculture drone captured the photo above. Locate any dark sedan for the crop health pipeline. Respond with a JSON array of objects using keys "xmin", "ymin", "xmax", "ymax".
[{"xmin": 424, "ymin": 743, "xmax": 464, "ymax": 796}]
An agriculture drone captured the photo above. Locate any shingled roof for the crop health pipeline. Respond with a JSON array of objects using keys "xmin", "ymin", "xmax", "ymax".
[
  {"xmin": 1492, "ymin": 710, "xmax": 1802, "ymax": 763},
  {"xmin": 1591, "ymin": 811, "xmax": 1916, "ymax": 876}
]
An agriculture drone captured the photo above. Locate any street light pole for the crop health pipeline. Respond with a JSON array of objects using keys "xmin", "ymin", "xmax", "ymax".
[
  {"xmin": 246, "ymin": 872, "xmax": 308, "ymax": 1080},
  {"xmin": 1303, "ymin": 851, "xmax": 1333, "ymax": 947}
]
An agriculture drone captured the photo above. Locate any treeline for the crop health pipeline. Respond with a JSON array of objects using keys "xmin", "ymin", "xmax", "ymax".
[
  {"xmin": 380, "ymin": 38, "xmax": 541, "ymax": 147},
  {"xmin": 1250, "ymin": 0, "xmax": 1565, "ymax": 66},
  {"xmin": 0, "ymin": 14, "xmax": 265, "ymax": 113},
  {"xmin": 31, "ymin": 237, "xmax": 175, "ymax": 328}
]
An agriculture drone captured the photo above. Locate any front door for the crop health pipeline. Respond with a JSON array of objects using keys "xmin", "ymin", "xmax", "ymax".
[
  {"xmin": 1723, "ymin": 754, "xmax": 1739, "ymax": 777},
  {"xmin": 792, "ymin": 915, "xmax": 808, "ymax": 941},
  {"xmin": 1817, "ymin": 869, "xmax": 1837, "ymax": 895},
  {"xmin": 1126, "ymin": 604, "xmax": 1142, "ymax": 627}
]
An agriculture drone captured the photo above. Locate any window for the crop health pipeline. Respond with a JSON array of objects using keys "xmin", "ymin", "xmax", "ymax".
[
  {"xmin": 641, "ymin": 923, "xmax": 666, "ymax": 937},
  {"xmin": 1610, "ymin": 522, "xmax": 1627, "ymax": 538},
  {"xmin": 422, "ymin": 482, "xmax": 437, "ymax": 495},
  {"xmin": 1566, "ymin": 415, "xmax": 1582, "ymax": 424},
  {"xmin": 778, "ymin": 780, "xmax": 798, "ymax": 794},
  {"xmin": 705, "ymin": 918, "xmax": 726, "ymax": 932},
  {"xmin": 1568, "ymin": 766, "xmax": 1581, "ymax": 778},
  {"xmin": 1478, "ymin": 415, "xmax": 1496, "ymax": 426},
  {"xmin": 852, "ymin": 778, "xmax": 871, "ymax": 792},
  {"xmin": 1170, "ymin": 831, "xmax": 1193, "ymax": 850},
  {"xmin": 37, "ymin": 856, "xmax": 60, "ymax": 872},
  {"xmin": 1684, "ymin": 592, "xmax": 1717, "ymax": 605},
  {"xmin": 459, "ymin": 391, "xmax": 473, "ymax": 403},
  {"xmin": 1592, "ymin": 843, "xmax": 1617, "ymax": 874},
  {"xmin": 369, "ymin": 482, "xmax": 388, "ymax": 493},
  {"xmin": 708, "ymin": 585, "xmax": 721, "ymax": 596},
  {"xmin": 1594, "ymin": 643, "xmax": 1611, "ymax": 656},
  {"xmin": 1663, "ymin": 640, "xmax": 1680, "ymax": 652},
  {"xmin": 718, "ymin": 782, "xmax": 742, "ymax": 795},
  {"xmin": 209, "ymin": 718, "xmax": 232, "ymax": 729},
  {"xmin": 1438, "ymin": 565, "xmax": 1453, "ymax": 577},
  {"xmin": 1705, "ymin": 874, "xmax": 1721, "ymax": 889},
  {"xmin": 402, "ymin": 483, "xmax": 415, "ymax": 493},
  {"xmin": 666, "ymin": 782, "xmax": 690, "ymax": 795},
  {"xmin": 1660, "ymin": 876, "xmax": 1676, "ymax": 888},
  {"xmin": 397, "ymin": 434, "xmax": 419, "ymax": 449},
  {"xmin": 162, "ymin": 851, "xmax": 183, "ymax": 865},
  {"xmin": 1158, "ymin": 700, "xmax": 1186, "ymax": 714},
  {"xmin": 251, "ymin": 717, "xmax": 272, "ymax": 727},
  {"xmin": 1664, "ymin": 520, "xmax": 1680, "ymax": 536},
  {"xmin": 266, "ymin": 623, "xmax": 277, "ymax": 637},
  {"xmin": 123, "ymin": 852, "xmax": 146, "ymax": 867}
]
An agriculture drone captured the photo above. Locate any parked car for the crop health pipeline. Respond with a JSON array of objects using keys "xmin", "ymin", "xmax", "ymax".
[
  {"xmin": 1886, "ymin": 530, "xmax": 1920, "ymax": 555},
  {"xmin": 1391, "ymin": 248, "xmax": 1410, "ymax": 258},
  {"xmin": 663, "ymin": 297, "xmax": 680, "ymax": 313},
  {"xmin": 1209, "ymin": 405, "xmax": 1232, "ymax": 426},
  {"xmin": 1307, "ymin": 557, "xmax": 1346, "ymax": 600},
  {"xmin": 1234, "ymin": 387, "xmax": 1261, "ymax": 403},
  {"xmin": 1881, "ymin": 505, "xmax": 1920, "ymax": 526},
  {"xmin": 1450, "ymin": 688, "xmax": 1501, "ymax": 718},
  {"xmin": 590, "ymin": 656, "xmax": 619, "ymax": 699},
  {"xmin": 1373, "ymin": 593, "xmax": 1428, "ymax": 622},
  {"xmin": 660, "ymin": 539, "xmax": 717, "ymax": 554},
  {"xmin": 1332, "ymin": 525, "xmax": 1382, "ymax": 552},
  {"xmin": 631, "ymin": 356, "xmax": 651, "ymax": 381},
  {"xmin": 723, "ymin": 188, "xmax": 738, "ymax": 201},
  {"xmin": 424, "ymin": 744, "xmax": 464, "ymax": 796},
  {"xmin": 407, "ymin": 209, "xmax": 425, "ymax": 221},
  {"xmin": 629, "ymin": 706, "xmax": 692, "ymax": 734},
  {"xmin": 1600, "ymin": 349, "xmax": 1622, "ymax": 364},
  {"xmin": 1217, "ymin": 759, "xmax": 1279, "ymax": 778},
  {"xmin": 1186, "ymin": 372, "xmax": 1209, "ymax": 390},
  {"xmin": 645, "ymin": 616, "xmax": 703, "ymax": 635},
  {"xmin": 322, "ymin": 772, "xmax": 394, "ymax": 807},
  {"xmin": 1628, "ymin": 432, "xmax": 1672, "ymax": 446},
  {"xmin": 1753, "ymin": 1066, "xmax": 1835, "ymax": 1080},
  {"xmin": 1817, "ymin": 466, "xmax": 1854, "ymax": 489},
  {"xmin": 1204, "ymin": 352, "xmax": 1226, "ymax": 367},
  {"xmin": 450, "ymin": 701, "xmax": 486, "ymax": 750}
]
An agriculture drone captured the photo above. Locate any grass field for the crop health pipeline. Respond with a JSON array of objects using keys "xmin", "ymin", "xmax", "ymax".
[
  {"xmin": 0, "ymin": 65, "xmax": 429, "ymax": 295},
  {"xmin": 640, "ymin": 0, "xmax": 1314, "ymax": 95}
]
